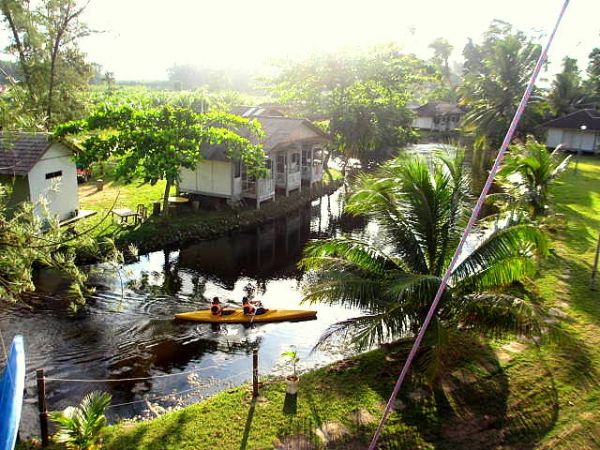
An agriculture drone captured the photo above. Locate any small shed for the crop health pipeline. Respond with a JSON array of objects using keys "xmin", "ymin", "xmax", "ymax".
[
  {"xmin": 0, "ymin": 132, "xmax": 79, "ymax": 222},
  {"xmin": 179, "ymin": 113, "xmax": 329, "ymax": 209},
  {"xmin": 413, "ymin": 102, "xmax": 464, "ymax": 132},
  {"xmin": 543, "ymin": 109, "xmax": 600, "ymax": 153}
]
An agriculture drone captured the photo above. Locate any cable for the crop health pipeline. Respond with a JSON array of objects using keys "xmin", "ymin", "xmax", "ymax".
[{"xmin": 368, "ymin": 1, "xmax": 571, "ymax": 448}]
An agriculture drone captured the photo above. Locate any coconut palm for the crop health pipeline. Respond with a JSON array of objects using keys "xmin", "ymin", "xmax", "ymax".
[
  {"xmin": 50, "ymin": 390, "xmax": 112, "ymax": 450},
  {"xmin": 300, "ymin": 147, "xmax": 549, "ymax": 381},
  {"xmin": 494, "ymin": 137, "xmax": 571, "ymax": 220}
]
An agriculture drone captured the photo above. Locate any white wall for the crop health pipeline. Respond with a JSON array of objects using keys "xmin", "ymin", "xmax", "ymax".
[
  {"xmin": 546, "ymin": 128, "xmax": 598, "ymax": 152},
  {"xmin": 179, "ymin": 160, "xmax": 238, "ymax": 198},
  {"xmin": 27, "ymin": 143, "xmax": 79, "ymax": 222}
]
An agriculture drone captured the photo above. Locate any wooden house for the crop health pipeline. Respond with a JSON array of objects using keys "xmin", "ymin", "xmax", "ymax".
[
  {"xmin": 543, "ymin": 109, "xmax": 600, "ymax": 153},
  {"xmin": 179, "ymin": 110, "xmax": 329, "ymax": 209},
  {"xmin": 413, "ymin": 102, "xmax": 464, "ymax": 132},
  {"xmin": 0, "ymin": 133, "xmax": 79, "ymax": 222}
]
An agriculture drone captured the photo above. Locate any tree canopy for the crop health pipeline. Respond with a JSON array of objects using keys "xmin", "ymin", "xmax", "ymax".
[
  {"xmin": 55, "ymin": 105, "xmax": 267, "ymax": 214},
  {"xmin": 300, "ymin": 147, "xmax": 550, "ymax": 382},
  {"xmin": 459, "ymin": 21, "xmax": 548, "ymax": 159},
  {"xmin": 261, "ymin": 44, "xmax": 436, "ymax": 169},
  {"xmin": 0, "ymin": 0, "xmax": 94, "ymax": 130}
]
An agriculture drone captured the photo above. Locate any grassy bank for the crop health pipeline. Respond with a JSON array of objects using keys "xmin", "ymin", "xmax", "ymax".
[
  {"xmin": 73, "ymin": 165, "xmax": 343, "ymax": 255},
  {"xmin": 44, "ymin": 155, "xmax": 599, "ymax": 449}
]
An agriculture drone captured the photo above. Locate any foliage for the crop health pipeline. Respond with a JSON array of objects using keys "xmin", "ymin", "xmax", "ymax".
[
  {"xmin": 50, "ymin": 391, "xmax": 112, "ymax": 450},
  {"xmin": 493, "ymin": 137, "xmax": 572, "ymax": 220},
  {"xmin": 548, "ymin": 57, "xmax": 585, "ymax": 116},
  {"xmin": 299, "ymin": 146, "xmax": 550, "ymax": 383},
  {"xmin": 0, "ymin": 0, "xmax": 94, "ymax": 130},
  {"xmin": 459, "ymin": 20, "xmax": 549, "ymax": 164},
  {"xmin": 261, "ymin": 44, "xmax": 432, "ymax": 169},
  {"xmin": 0, "ymin": 185, "xmax": 92, "ymax": 305},
  {"xmin": 55, "ymin": 105, "xmax": 268, "ymax": 215},
  {"xmin": 584, "ymin": 47, "xmax": 600, "ymax": 108},
  {"xmin": 280, "ymin": 345, "xmax": 300, "ymax": 375}
]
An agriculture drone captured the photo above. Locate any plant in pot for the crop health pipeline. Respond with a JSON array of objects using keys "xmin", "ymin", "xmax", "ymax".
[{"xmin": 281, "ymin": 346, "xmax": 300, "ymax": 394}]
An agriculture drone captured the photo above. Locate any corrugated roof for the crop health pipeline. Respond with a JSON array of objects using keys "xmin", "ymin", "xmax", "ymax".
[
  {"xmin": 543, "ymin": 109, "xmax": 600, "ymax": 131},
  {"xmin": 416, "ymin": 102, "xmax": 463, "ymax": 117},
  {"xmin": 201, "ymin": 116, "xmax": 329, "ymax": 160},
  {"xmin": 0, "ymin": 132, "xmax": 54, "ymax": 176},
  {"xmin": 257, "ymin": 116, "xmax": 328, "ymax": 151}
]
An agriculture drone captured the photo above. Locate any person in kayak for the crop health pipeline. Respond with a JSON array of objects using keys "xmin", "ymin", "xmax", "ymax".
[
  {"xmin": 211, "ymin": 297, "xmax": 234, "ymax": 316},
  {"xmin": 242, "ymin": 297, "xmax": 268, "ymax": 316}
]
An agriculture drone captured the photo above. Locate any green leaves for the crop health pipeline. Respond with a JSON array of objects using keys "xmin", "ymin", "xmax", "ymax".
[
  {"xmin": 300, "ymin": 147, "xmax": 551, "ymax": 382},
  {"xmin": 50, "ymin": 390, "xmax": 112, "ymax": 450},
  {"xmin": 55, "ymin": 105, "xmax": 268, "ymax": 213}
]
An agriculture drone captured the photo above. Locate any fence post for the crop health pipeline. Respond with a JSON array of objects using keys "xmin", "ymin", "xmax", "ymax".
[
  {"xmin": 591, "ymin": 232, "xmax": 600, "ymax": 290},
  {"xmin": 253, "ymin": 349, "xmax": 259, "ymax": 398},
  {"xmin": 36, "ymin": 368, "xmax": 49, "ymax": 447}
]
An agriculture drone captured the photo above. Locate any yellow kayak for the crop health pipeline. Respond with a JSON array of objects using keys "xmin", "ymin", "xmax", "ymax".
[{"xmin": 174, "ymin": 308, "xmax": 317, "ymax": 323}]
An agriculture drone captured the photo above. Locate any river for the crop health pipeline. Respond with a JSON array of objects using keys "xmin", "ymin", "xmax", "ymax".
[{"xmin": 1, "ymin": 186, "xmax": 376, "ymax": 438}]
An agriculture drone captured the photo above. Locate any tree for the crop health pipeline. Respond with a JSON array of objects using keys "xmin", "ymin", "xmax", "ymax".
[
  {"xmin": 0, "ymin": 0, "xmax": 94, "ymax": 129},
  {"xmin": 548, "ymin": 57, "xmax": 585, "ymax": 116},
  {"xmin": 55, "ymin": 105, "xmax": 268, "ymax": 215},
  {"xmin": 459, "ymin": 21, "xmax": 548, "ymax": 161},
  {"xmin": 0, "ymin": 187, "xmax": 97, "ymax": 305},
  {"xmin": 299, "ymin": 147, "xmax": 549, "ymax": 382},
  {"xmin": 262, "ymin": 44, "xmax": 433, "ymax": 171},
  {"xmin": 584, "ymin": 47, "xmax": 600, "ymax": 108},
  {"xmin": 494, "ymin": 137, "xmax": 571, "ymax": 220}
]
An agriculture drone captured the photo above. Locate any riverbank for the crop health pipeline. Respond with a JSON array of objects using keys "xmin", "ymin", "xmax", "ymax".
[
  {"xmin": 53, "ymin": 157, "xmax": 598, "ymax": 449},
  {"xmin": 119, "ymin": 181, "xmax": 343, "ymax": 255},
  {"xmin": 73, "ymin": 170, "xmax": 343, "ymax": 258}
]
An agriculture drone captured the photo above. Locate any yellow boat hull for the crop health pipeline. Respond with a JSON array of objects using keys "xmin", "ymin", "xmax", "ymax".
[{"xmin": 174, "ymin": 308, "xmax": 317, "ymax": 323}]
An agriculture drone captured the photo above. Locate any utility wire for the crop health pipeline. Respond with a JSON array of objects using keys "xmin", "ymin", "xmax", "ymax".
[{"xmin": 368, "ymin": 1, "xmax": 571, "ymax": 448}]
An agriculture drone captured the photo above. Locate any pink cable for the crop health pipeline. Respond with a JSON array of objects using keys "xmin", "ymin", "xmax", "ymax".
[{"xmin": 368, "ymin": 1, "xmax": 571, "ymax": 448}]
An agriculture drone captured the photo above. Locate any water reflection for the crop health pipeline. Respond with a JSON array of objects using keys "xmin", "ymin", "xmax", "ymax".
[{"xmin": 0, "ymin": 187, "xmax": 363, "ymax": 438}]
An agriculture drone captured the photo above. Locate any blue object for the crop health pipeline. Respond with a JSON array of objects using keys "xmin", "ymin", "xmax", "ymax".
[{"xmin": 0, "ymin": 335, "xmax": 26, "ymax": 450}]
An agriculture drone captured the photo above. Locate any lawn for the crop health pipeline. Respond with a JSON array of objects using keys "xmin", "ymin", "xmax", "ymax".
[{"xmin": 40, "ymin": 155, "xmax": 600, "ymax": 449}]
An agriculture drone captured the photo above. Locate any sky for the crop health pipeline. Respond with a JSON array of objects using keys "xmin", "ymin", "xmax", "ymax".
[{"xmin": 35, "ymin": 0, "xmax": 600, "ymax": 82}]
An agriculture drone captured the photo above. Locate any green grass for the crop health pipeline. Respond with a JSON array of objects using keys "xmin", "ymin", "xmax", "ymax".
[
  {"xmin": 33, "ymin": 155, "xmax": 600, "ymax": 449},
  {"xmin": 72, "ymin": 163, "xmax": 344, "ymax": 256}
]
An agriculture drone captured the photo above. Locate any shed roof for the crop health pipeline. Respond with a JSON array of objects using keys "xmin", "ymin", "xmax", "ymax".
[
  {"xmin": 0, "ymin": 132, "xmax": 55, "ymax": 176},
  {"xmin": 201, "ymin": 115, "xmax": 329, "ymax": 160},
  {"xmin": 415, "ymin": 102, "xmax": 463, "ymax": 117},
  {"xmin": 257, "ymin": 116, "xmax": 329, "ymax": 152},
  {"xmin": 543, "ymin": 109, "xmax": 600, "ymax": 131}
]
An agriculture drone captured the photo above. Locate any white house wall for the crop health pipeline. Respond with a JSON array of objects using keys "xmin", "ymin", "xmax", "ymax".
[
  {"xmin": 27, "ymin": 143, "xmax": 78, "ymax": 222},
  {"xmin": 546, "ymin": 128, "xmax": 598, "ymax": 152},
  {"xmin": 179, "ymin": 160, "xmax": 238, "ymax": 198},
  {"xmin": 546, "ymin": 129, "xmax": 563, "ymax": 149}
]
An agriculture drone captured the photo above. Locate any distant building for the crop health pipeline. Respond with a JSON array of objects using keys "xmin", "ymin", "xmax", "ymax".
[
  {"xmin": 413, "ymin": 102, "xmax": 464, "ymax": 132},
  {"xmin": 543, "ymin": 109, "xmax": 600, "ymax": 153},
  {"xmin": 179, "ymin": 108, "xmax": 329, "ymax": 209},
  {"xmin": 0, "ymin": 132, "xmax": 79, "ymax": 222}
]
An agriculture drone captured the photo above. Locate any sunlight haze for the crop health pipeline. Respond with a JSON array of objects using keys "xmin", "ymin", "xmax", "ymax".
[{"xmin": 74, "ymin": 0, "xmax": 599, "ymax": 81}]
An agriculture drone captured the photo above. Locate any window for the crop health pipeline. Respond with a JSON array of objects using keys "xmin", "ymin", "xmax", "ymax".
[
  {"xmin": 45, "ymin": 171, "xmax": 62, "ymax": 179},
  {"xmin": 233, "ymin": 160, "xmax": 241, "ymax": 178}
]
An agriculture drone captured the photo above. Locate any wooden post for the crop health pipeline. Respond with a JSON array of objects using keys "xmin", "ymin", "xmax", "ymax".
[
  {"xmin": 591, "ymin": 232, "xmax": 600, "ymax": 290},
  {"xmin": 36, "ymin": 369, "xmax": 49, "ymax": 447},
  {"xmin": 252, "ymin": 349, "xmax": 259, "ymax": 398}
]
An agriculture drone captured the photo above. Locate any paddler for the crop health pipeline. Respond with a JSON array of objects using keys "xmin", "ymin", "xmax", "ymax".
[
  {"xmin": 210, "ymin": 297, "xmax": 234, "ymax": 316},
  {"xmin": 242, "ymin": 297, "xmax": 268, "ymax": 316}
]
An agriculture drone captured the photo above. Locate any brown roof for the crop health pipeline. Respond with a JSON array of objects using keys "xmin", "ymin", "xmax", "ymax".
[
  {"xmin": 257, "ymin": 116, "xmax": 329, "ymax": 152},
  {"xmin": 543, "ymin": 109, "xmax": 600, "ymax": 131},
  {"xmin": 0, "ymin": 132, "xmax": 54, "ymax": 176},
  {"xmin": 415, "ymin": 102, "xmax": 463, "ymax": 117},
  {"xmin": 201, "ymin": 116, "xmax": 329, "ymax": 160}
]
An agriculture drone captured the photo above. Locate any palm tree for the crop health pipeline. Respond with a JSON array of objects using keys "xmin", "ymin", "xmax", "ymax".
[
  {"xmin": 50, "ymin": 390, "xmax": 112, "ymax": 450},
  {"xmin": 494, "ymin": 137, "xmax": 571, "ymax": 220},
  {"xmin": 299, "ymin": 147, "xmax": 548, "ymax": 382}
]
